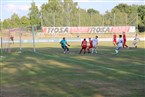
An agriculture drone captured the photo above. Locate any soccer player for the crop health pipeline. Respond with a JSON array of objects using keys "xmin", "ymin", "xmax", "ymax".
[
  {"xmin": 10, "ymin": 35, "xmax": 14, "ymax": 44},
  {"xmin": 60, "ymin": 37, "xmax": 70, "ymax": 53},
  {"xmin": 92, "ymin": 36, "xmax": 98, "ymax": 53},
  {"xmin": 87, "ymin": 38, "xmax": 93, "ymax": 53},
  {"xmin": 115, "ymin": 35, "xmax": 123, "ymax": 54},
  {"xmin": 113, "ymin": 33, "xmax": 117, "ymax": 46},
  {"xmin": 130, "ymin": 34, "xmax": 140, "ymax": 48},
  {"xmin": 123, "ymin": 32, "xmax": 128, "ymax": 48},
  {"xmin": 79, "ymin": 38, "xmax": 87, "ymax": 54}
]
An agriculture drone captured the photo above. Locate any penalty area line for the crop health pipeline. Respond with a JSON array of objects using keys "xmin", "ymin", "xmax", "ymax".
[{"xmin": 35, "ymin": 52, "xmax": 145, "ymax": 78}]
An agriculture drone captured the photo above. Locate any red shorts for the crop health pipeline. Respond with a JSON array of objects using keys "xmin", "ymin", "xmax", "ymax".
[{"xmin": 82, "ymin": 46, "xmax": 87, "ymax": 48}]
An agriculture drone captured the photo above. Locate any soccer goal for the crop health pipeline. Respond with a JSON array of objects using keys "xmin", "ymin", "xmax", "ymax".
[
  {"xmin": 1, "ymin": 26, "xmax": 38, "ymax": 53},
  {"xmin": 1, "ymin": 28, "xmax": 16, "ymax": 53}
]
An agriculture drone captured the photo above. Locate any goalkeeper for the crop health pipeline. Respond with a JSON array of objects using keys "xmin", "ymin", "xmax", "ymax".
[
  {"xmin": 60, "ymin": 37, "xmax": 70, "ymax": 53},
  {"xmin": 10, "ymin": 35, "xmax": 14, "ymax": 44}
]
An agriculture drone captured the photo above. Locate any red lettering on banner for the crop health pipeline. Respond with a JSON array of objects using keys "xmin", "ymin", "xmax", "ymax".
[
  {"xmin": 42, "ymin": 27, "xmax": 47, "ymax": 33},
  {"xmin": 70, "ymin": 27, "xmax": 90, "ymax": 33},
  {"xmin": 111, "ymin": 26, "xmax": 130, "ymax": 33}
]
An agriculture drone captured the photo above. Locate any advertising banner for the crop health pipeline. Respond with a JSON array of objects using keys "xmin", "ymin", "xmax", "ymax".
[
  {"xmin": 42, "ymin": 26, "xmax": 135, "ymax": 33},
  {"xmin": 42, "ymin": 27, "xmax": 69, "ymax": 34}
]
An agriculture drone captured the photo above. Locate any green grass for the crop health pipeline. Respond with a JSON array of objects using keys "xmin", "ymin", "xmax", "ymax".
[{"xmin": 1, "ymin": 41, "xmax": 145, "ymax": 97}]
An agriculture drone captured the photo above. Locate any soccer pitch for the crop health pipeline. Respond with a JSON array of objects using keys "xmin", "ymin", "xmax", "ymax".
[{"xmin": 1, "ymin": 41, "xmax": 145, "ymax": 97}]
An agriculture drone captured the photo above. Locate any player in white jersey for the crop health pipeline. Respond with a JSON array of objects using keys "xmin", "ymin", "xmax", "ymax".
[
  {"xmin": 130, "ymin": 34, "xmax": 140, "ymax": 48},
  {"xmin": 115, "ymin": 35, "xmax": 123, "ymax": 54},
  {"xmin": 92, "ymin": 36, "xmax": 98, "ymax": 53}
]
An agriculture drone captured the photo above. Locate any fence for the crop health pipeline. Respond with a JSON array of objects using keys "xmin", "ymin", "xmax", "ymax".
[{"xmin": 41, "ymin": 12, "xmax": 138, "ymax": 27}]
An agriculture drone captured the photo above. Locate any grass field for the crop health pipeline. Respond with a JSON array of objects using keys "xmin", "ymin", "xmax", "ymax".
[{"xmin": 1, "ymin": 41, "xmax": 145, "ymax": 97}]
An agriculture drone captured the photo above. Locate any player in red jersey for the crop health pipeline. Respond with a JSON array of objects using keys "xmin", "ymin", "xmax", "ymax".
[
  {"xmin": 113, "ymin": 33, "xmax": 117, "ymax": 46},
  {"xmin": 79, "ymin": 38, "xmax": 87, "ymax": 54},
  {"xmin": 123, "ymin": 32, "xmax": 128, "ymax": 48},
  {"xmin": 87, "ymin": 38, "xmax": 93, "ymax": 53}
]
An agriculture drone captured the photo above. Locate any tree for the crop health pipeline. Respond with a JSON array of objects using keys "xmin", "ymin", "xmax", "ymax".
[
  {"xmin": 110, "ymin": 3, "xmax": 144, "ymax": 31},
  {"xmin": 87, "ymin": 8, "xmax": 99, "ymax": 14},
  {"xmin": 3, "ymin": 19, "xmax": 11, "ymax": 29},
  {"xmin": 41, "ymin": 0, "xmax": 63, "ymax": 26},
  {"xmin": 137, "ymin": 5, "xmax": 145, "ymax": 32},
  {"xmin": 63, "ymin": 0, "xmax": 78, "ymax": 26},
  {"xmin": 138, "ymin": 5, "xmax": 145, "ymax": 20},
  {"xmin": 28, "ymin": 1, "xmax": 40, "ymax": 26},
  {"xmin": 21, "ymin": 16, "xmax": 30, "ymax": 27},
  {"xmin": 86, "ymin": 8, "xmax": 100, "ymax": 26},
  {"xmin": 104, "ymin": 11, "xmax": 114, "ymax": 26},
  {"xmin": 10, "ymin": 13, "xmax": 21, "ymax": 28},
  {"xmin": 113, "ymin": 3, "xmax": 131, "ymax": 13},
  {"xmin": 41, "ymin": 0, "xmax": 79, "ymax": 27}
]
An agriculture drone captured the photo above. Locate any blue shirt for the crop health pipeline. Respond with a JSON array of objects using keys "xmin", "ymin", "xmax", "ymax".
[{"xmin": 60, "ymin": 39, "xmax": 67, "ymax": 46}]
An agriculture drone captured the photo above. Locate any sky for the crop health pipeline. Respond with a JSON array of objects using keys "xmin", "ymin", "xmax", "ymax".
[{"xmin": 0, "ymin": 0, "xmax": 145, "ymax": 21}]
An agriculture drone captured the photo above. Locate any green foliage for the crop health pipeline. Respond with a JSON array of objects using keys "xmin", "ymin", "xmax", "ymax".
[
  {"xmin": 138, "ymin": 5, "xmax": 145, "ymax": 19},
  {"xmin": 28, "ymin": 2, "xmax": 40, "ymax": 26},
  {"xmin": 41, "ymin": 0, "xmax": 79, "ymax": 26},
  {"xmin": 114, "ymin": 3, "xmax": 131, "ymax": 13},
  {"xmin": 41, "ymin": 0, "xmax": 63, "ymax": 26},
  {"xmin": 21, "ymin": 16, "xmax": 30, "ymax": 27},
  {"xmin": 138, "ymin": 5, "xmax": 145, "ymax": 32},
  {"xmin": 1, "ymin": 1, "xmax": 145, "ymax": 32},
  {"xmin": 3, "ymin": 19, "xmax": 11, "ymax": 29},
  {"xmin": 10, "ymin": 13, "xmax": 21, "ymax": 28},
  {"xmin": 87, "ymin": 8, "xmax": 99, "ymax": 14},
  {"xmin": 104, "ymin": 11, "xmax": 114, "ymax": 26},
  {"xmin": 2, "ymin": 13, "xmax": 21, "ymax": 29}
]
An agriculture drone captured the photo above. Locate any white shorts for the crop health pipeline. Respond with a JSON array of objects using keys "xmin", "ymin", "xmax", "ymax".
[
  {"xmin": 93, "ymin": 44, "xmax": 97, "ymax": 48},
  {"xmin": 116, "ymin": 45, "xmax": 122, "ymax": 50}
]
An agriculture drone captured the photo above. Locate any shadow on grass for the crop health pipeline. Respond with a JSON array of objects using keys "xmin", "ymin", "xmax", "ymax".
[{"xmin": 1, "ymin": 45, "xmax": 145, "ymax": 97}]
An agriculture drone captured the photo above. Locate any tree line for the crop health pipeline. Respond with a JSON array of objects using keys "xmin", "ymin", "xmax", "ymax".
[{"xmin": 1, "ymin": 0, "xmax": 145, "ymax": 32}]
